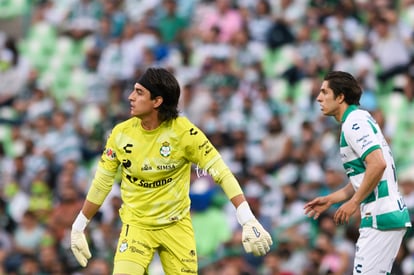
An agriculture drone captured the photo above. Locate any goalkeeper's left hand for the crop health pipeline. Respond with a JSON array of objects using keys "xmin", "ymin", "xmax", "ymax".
[{"xmin": 236, "ymin": 201, "xmax": 273, "ymax": 256}]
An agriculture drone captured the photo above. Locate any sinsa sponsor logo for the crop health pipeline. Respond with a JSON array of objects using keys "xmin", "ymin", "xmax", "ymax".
[{"xmin": 157, "ymin": 164, "xmax": 176, "ymax": 170}]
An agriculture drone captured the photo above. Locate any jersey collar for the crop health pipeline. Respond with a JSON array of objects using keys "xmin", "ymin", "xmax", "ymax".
[{"xmin": 341, "ymin": 105, "xmax": 358, "ymax": 123}]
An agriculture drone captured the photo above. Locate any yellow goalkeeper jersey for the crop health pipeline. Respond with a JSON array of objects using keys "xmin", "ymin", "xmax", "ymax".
[{"xmin": 89, "ymin": 116, "xmax": 226, "ymax": 229}]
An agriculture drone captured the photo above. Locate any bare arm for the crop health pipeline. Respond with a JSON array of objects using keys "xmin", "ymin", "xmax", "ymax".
[
  {"xmin": 230, "ymin": 193, "xmax": 247, "ymax": 209},
  {"xmin": 333, "ymin": 149, "xmax": 386, "ymax": 224},
  {"xmin": 327, "ymin": 182, "xmax": 355, "ymax": 205},
  {"xmin": 304, "ymin": 183, "xmax": 354, "ymax": 220},
  {"xmin": 80, "ymin": 200, "xmax": 102, "ymax": 220},
  {"xmin": 348, "ymin": 149, "xmax": 386, "ymax": 205}
]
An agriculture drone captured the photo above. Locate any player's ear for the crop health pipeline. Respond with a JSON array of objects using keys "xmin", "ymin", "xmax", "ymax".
[
  {"xmin": 337, "ymin": 93, "xmax": 345, "ymax": 103},
  {"xmin": 153, "ymin": 96, "xmax": 163, "ymax": 108}
]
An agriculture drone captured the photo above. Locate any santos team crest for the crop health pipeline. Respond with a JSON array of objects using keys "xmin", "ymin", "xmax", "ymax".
[
  {"xmin": 160, "ymin": 141, "xmax": 171, "ymax": 157},
  {"xmin": 119, "ymin": 239, "xmax": 128, "ymax": 253}
]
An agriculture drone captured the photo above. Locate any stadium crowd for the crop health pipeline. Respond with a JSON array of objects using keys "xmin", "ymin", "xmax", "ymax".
[{"xmin": 1, "ymin": 0, "xmax": 414, "ymax": 274}]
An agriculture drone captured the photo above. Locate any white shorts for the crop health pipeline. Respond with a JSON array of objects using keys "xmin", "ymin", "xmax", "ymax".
[{"xmin": 353, "ymin": 227, "xmax": 406, "ymax": 274}]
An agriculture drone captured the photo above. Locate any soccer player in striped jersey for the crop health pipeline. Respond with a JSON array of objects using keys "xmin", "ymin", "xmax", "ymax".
[
  {"xmin": 70, "ymin": 67, "xmax": 272, "ymax": 274},
  {"xmin": 304, "ymin": 71, "xmax": 411, "ymax": 274}
]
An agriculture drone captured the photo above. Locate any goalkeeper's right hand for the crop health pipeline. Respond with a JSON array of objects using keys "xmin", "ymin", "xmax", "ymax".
[
  {"xmin": 241, "ymin": 219, "xmax": 272, "ymax": 256},
  {"xmin": 71, "ymin": 212, "xmax": 91, "ymax": 267},
  {"xmin": 236, "ymin": 201, "xmax": 273, "ymax": 256}
]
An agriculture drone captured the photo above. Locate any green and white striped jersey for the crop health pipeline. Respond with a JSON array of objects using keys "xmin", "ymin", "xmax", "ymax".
[{"xmin": 340, "ymin": 105, "xmax": 411, "ymax": 230}]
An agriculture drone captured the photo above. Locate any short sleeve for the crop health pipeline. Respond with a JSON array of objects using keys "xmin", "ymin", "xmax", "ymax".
[{"xmin": 343, "ymin": 118, "xmax": 381, "ymax": 161}]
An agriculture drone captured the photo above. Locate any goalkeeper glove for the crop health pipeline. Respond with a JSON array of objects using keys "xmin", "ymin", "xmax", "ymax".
[
  {"xmin": 71, "ymin": 212, "xmax": 92, "ymax": 267},
  {"xmin": 236, "ymin": 201, "xmax": 273, "ymax": 256}
]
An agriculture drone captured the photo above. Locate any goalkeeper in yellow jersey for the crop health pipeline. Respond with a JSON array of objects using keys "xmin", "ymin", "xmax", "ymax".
[{"xmin": 70, "ymin": 67, "xmax": 273, "ymax": 274}]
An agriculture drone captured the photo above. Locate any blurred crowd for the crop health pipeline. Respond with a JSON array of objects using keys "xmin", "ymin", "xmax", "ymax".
[{"xmin": 1, "ymin": 0, "xmax": 414, "ymax": 274}]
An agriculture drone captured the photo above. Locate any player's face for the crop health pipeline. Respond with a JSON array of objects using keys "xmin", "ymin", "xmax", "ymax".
[
  {"xmin": 316, "ymin": 80, "xmax": 341, "ymax": 120},
  {"xmin": 128, "ymin": 83, "xmax": 158, "ymax": 118}
]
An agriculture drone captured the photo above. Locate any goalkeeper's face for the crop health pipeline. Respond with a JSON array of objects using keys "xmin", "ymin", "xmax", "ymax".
[{"xmin": 128, "ymin": 83, "xmax": 163, "ymax": 119}]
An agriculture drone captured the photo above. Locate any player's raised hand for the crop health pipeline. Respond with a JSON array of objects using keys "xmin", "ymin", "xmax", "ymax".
[{"xmin": 304, "ymin": 196, "xmax": 332, "ymax": 220}]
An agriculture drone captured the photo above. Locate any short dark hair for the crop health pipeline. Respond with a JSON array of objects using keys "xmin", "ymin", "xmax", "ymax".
[
  {"xmin": 137, "ymin": 67, "xmax": 180, "ymax": 121},
  {"xmin": 324, "ymin": 71, "xmax": 362, "ymax": 105}
]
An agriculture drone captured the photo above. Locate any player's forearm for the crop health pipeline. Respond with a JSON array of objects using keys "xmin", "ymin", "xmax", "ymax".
[
  {"xmin": 81, "ymin": 200, "xmax": 102, "ymax": 220},
  {"xmin": 207, "ymin": 157, "xmax": 243, "ymax": 200},
  {"xmin": 328, "ymin": 183, "xmax": 355, "ymax": 204},
  {"xmin": 85, "ymin": 166, "xmax": 116, "ymax": 205},
  {"xmin": 351, "ymin": 153, "xmax": 386, "ymax": 204},
  {"xmin": 230, "ymin": 193, "xmax": 246, "ymax": 208}
]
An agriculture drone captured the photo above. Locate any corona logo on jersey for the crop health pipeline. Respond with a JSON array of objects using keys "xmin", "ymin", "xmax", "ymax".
[{"xmin": 160, "ymin": 141, "xmax": 171, "ymax": 157}]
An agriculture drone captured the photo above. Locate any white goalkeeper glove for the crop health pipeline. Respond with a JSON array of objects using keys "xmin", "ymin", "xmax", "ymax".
[
  {"xmin": 71, "ymin": 212, "xmax": 92, "ymax": 267},
  {"xmin": 236, "ymin": 201, "xmax": 273, "ymax": 256}
]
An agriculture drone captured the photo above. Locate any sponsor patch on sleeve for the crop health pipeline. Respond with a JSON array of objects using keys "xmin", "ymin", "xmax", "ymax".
[{"xmin": 104, "ymin": 148, "xmax": 116, "ymax": 160}]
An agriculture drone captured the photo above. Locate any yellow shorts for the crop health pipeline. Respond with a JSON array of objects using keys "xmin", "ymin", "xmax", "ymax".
[{"xmin": 113, "ymin": 213, "xmax": 198, "ymax": 275}]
